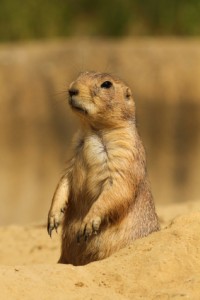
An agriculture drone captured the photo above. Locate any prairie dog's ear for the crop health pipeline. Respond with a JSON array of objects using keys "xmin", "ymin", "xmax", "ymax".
[{"xmin": 125, "ymin": 87, "xmax": 132, "ymax": 100}]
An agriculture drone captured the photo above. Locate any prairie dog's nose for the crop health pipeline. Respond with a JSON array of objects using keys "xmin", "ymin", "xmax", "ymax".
[{"xmin": 68, "ymin": 88, "xmax": 79, "ymax": 97}]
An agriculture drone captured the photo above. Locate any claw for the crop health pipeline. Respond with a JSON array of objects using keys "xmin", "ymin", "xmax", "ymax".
[
  {"xmin": 47, "ymin": 209, "xmax": 64, "ymax": 238},
  {"xmin": 55, "ymin": 222, "xmax": 59, "ymax": 233},
  {"xmin": 77, "ymin": 233, "xmax": 81, "ymax": 244},
  {"xmin": 84, "ymin": 235, "xmax": 88, "ymax": 242},
  {"xmin": 77, "ymin": 217, "xmax": 101, "ymax": 243},
  {"xmin": 47, "ymin": 224, "xmax": 53, "ymax": 238}
]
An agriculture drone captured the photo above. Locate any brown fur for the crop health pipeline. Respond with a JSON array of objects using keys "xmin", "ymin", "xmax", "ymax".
[{"xmin": 47, "ymin": 71, "xmax": 159, "ymax": 266}]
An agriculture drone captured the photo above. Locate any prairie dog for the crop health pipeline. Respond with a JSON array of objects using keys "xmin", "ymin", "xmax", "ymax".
[{"xmin": 47, "ymin": 71, "xmax": 159, "ymax": 266}]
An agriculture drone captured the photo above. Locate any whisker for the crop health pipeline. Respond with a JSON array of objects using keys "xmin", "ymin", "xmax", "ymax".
[{"xmin": 53, "ymin": 90, "xmax": 68, "ymax": 96}]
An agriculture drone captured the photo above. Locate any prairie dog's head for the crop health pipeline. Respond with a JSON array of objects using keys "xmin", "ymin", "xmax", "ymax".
[{"xmin": 68, "ymin": 71, "xmax": 135, "ymax": 128}]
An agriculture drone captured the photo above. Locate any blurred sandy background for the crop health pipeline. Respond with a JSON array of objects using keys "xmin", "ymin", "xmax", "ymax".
[
  {"xmin": 1, "ymin": 1, "xmax": 200, "ymax": 226},
  {"xmin": 1, "ymin": 38, "xmax": 200, "ymax": 225},
  {"xmin": 1, "ymin": 2, "xmax": 200, "ymax": 299}
]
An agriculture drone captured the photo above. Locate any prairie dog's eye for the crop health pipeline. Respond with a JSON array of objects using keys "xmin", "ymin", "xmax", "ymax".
[{"xmin": 101, "ymin": 81, "xmax": 112, "ymax": 89}]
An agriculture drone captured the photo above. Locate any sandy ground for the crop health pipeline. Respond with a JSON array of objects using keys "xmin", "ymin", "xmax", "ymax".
[{"xmin": 1, "ymin": 200, "xmax": 200, "ymax": 300}]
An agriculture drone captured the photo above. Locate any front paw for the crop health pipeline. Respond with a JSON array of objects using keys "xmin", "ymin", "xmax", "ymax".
[
  {"xmin": 77, "ymin": 216, "xmax": 101, "ymax": 242},
  {"xmin": 47, "ymin": 207, "xmax": 65, "ymax": 237}
]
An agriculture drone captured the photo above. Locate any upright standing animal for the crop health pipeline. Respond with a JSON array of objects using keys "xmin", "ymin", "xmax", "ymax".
[{"xmin": 47, "ymin": 71, "xmax": 159, "ymax": 266}]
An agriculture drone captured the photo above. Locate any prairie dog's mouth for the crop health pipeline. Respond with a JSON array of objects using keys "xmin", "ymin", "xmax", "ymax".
[{"xmin": 69, "ymin": 97, "xmax": 88, "ymax": 114}]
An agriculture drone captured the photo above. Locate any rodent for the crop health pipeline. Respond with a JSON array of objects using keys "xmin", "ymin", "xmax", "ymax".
[{"xmin": 47, "ymin": 71, "xmax": 159, "ymax": 266}]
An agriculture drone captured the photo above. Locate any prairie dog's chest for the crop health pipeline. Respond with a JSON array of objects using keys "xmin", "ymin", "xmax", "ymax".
[
  {"xmin": 82, "ymin": 134, "xmax": 107, "ymax": 168},
  {"xmin": 71, "ymin": 134, "xmax": 108, "ymax": 199}
]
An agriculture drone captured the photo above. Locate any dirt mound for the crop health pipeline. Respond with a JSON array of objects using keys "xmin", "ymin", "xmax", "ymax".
[{"xmin": 0, "ymin": 202, "xmax": 200, "ymax": 299}]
